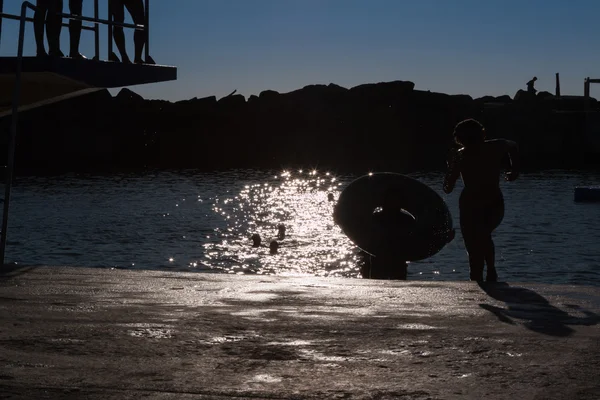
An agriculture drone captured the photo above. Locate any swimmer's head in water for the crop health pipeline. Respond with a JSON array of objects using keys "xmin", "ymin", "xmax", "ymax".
[
  {"xmin": 251, "ymin": 233, "xmax": 261, "ymax": 247},
  {"xmin": 453, "ymin": 118, "xmax": 486, "ymax": 147},
  {"xmin": 269, "ymin": 240, "xmax": 279, "ymax": 254},
  {"xmin": 276, "ymin": 224, "xmax": 286, "ymax": 241}
]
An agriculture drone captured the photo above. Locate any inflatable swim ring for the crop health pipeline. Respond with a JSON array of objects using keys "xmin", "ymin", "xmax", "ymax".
[{"xmin": 333, "ymin": 172, "xmax": 454, "ymax": 261}]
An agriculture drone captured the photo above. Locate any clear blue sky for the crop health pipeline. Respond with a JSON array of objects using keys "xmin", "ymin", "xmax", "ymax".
[{"xmin": 1, "ymin": 0, "xmax": 599, "ymax": 101}]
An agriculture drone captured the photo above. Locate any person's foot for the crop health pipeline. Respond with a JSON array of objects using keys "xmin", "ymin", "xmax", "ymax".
[
  {"xmin": 109, "ymin": 52, "xmax": 131, "ymax": 64},
  {"xmin": 48, "ymin": 49, "xmax": 64, "ymax": 57},
  {"xmin": 36, "ymin": 49, "xmax": 49, "ymax": 57},
  {"xmin": 69, "ymin": 52, "xmax": 87, "ymax": 60},
  {"xmin": 145, "ymin": 55, "xmax": 156, "ymax": 65}
]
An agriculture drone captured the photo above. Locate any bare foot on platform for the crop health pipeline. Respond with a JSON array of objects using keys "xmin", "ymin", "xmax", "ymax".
[
  {"xmin": 48, "ymin": 49, "xmax": 64, "ymax": 57},
  {"xmin": 69, "ymin": 52, "xmax": 87, "ymax": 60},
  {"xmin": 109, "ymin": 52, "xmax": 132, "ymax": 63}
]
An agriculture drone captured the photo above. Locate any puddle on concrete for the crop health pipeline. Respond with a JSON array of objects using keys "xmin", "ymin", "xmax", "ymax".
[
  {"xmin": 396, "ymin": 323, "xmax": 440, "ymax": 330},
  {"xmin": 416, "ymin": 351, "xmax": 433, "ymax": 357},
  {"xmin": 463, "ymin": 336, "xmax": 488, "ymax": 342},
  {"xmin": 230, "ymin": 309, "xmax": 279, "ymax": 321},
  {"xmin": 5, "ymin": 363, "xmax": 55, "ymax": 369},
  {"xmin": 266, "ymin": 339, "xmax": 316, "ymax": 346},
  {"xmin": 49, "ymin": 338, "xmax": 84, "ymax": 343},
  {"xmin": 247, "ymin": 374, "xmax": 282, "ymax": 383},
  {"xmin": 395, "ymin": 313, "xmax": 433, "ymax": 318},
  {"xmin": 119, "ymin": 323, "xmax": 175, "ymax": 329},
  {"xmin": 128, "ymin": 328, "xmax": 174, "ymax": 339},
  {"xmin": 380, "ymin": 349, "xmax": 412, "ymax": 356},
  {"xmin": 198, "ymin": 335, "xmax": 254, "ymax": 345},
  {"xmin": 47, "ymin": 304, "xmax": 97, "ymax": 312},
  {"xmin": 506, "ymin": 352, "xmax": 523, "ymax": 357},
  {"xmin": 299, "ymin": 349, "xmax": 349, "ymax": 362}
]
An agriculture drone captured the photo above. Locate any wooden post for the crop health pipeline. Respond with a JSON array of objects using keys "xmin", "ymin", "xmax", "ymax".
[
  {"xmin": 555, "ymin": 73, "xmax": 560, "ymax": 98},
  {"xmin": 584, "ymin": 78, "xmax": 590, "ymax": 112}
]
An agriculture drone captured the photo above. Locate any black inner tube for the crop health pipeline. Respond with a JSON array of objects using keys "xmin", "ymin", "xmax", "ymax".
[{"xmin": 334, "ymin": 173, "xmax": 453, "ymax": 261}]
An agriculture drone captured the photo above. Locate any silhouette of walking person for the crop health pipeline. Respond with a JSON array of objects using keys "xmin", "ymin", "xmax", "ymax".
[
  {"xmin": 68, "ymin": 0, "xmax": 85, "ymax": 58},
  {"xmin": 526, "ymin": 77, "xmax": 537, "ymax": 94},
  {"xmin": 443, "ymin": 119, "xmax": 520, "ymax": 282},
  {"xmin": 34, "ymin": 0, "xmax": 64, "ymax": 57},
  {"xmin": 108, "ymin": 0, "xmax": 155, "ymax": 64}
]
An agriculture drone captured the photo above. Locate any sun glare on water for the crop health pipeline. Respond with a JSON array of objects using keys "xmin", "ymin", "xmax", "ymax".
[{"xmin": 202, "ymin": 170, "xmax": 359, "ymax": 277}]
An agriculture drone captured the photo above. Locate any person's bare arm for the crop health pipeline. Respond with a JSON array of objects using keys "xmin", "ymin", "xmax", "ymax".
[
  {"xmin": 504, "ymin": 140, "xmax": 520, "ymax": 181},
  {"xmin": 443, "ymin": 150, "xmax": 461, "ymax": 193}
]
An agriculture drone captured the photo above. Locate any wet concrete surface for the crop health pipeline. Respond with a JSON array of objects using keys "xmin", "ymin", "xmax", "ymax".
[{"xmin": 0, "ymin": 265, "xmax": 599, "ymax": 399}]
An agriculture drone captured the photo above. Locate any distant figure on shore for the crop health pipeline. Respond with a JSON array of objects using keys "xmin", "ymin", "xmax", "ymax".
[
  {"xmin": 443, "ymin": 119, "xmax": 520, "ymax": 282},
  {"xmin": 68, "ymin": 0, "xmax": 85, "ymax": 58},
  {"xmin": 526, "ymin": 77, "xmax": 538, "ymax": 94},
  {"xmin": 108, "ymin": 0, "xmax": 155, "ymax": 64},
  {"xmin": 251, "ymin": 233, "xmax": 261, "ymax": 247},
  {"xmin": 34, "ymin": 0, "xmax": 63, "ymax": 57}
]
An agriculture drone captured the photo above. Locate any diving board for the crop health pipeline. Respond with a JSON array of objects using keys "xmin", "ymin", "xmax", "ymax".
[{"xmin": 0, "ymin": 56, "xmax": 177, "ymax": 117}]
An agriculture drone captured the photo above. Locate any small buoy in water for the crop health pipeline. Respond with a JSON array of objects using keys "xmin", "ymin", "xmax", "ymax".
[{"xmin": 574, "ymin": 186, "xmax": 600, "ymax": 203}]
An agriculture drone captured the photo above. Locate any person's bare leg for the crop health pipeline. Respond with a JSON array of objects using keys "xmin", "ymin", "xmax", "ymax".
[
  {"xmin": 484, "ymin": 235, "xmax": 498, "ymax": 282},
  {"xmin": 110, "ymin": 0, "xmax": 131, "ymax": 63},
  {"xmin": 465, "ymin": 235, "xmax": 485, "ymax": 281},
  {"xmin": 125, "ymin": 0, "xmax": 152, "ymax": 64},
  {"xmin": 47, "ymin": 0, "xmax": 64, "ymax": 57},
  {"xmin": 34, "ymin": 0, "xmax": 49, "ymax": 56},
  {"xmin": 469, "ymin": 251, "xmax": 485, "ymax": 281},
  {"xmin": 68, "ymin": 0, "xmax": 85, "ymax": 58}
]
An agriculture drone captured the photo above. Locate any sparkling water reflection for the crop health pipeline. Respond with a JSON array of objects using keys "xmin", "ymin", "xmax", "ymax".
[{"xmin": 6, "ymin": 169, "xmax": 600, "ymax": 285}]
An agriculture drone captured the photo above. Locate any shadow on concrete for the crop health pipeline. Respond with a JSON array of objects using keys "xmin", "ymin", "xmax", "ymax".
[
  {"xmin": 478, "ymin": 282, "xmax": 600, "ymax": 337},
  {"xmin": 0, "ymin": 265, "xmax": 39, "ymax": 279}
]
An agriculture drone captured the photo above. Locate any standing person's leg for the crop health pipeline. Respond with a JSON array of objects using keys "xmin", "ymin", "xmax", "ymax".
[
  {"xmin": 47, "ymin": 0, "xmax": 64, "ymax": 56},
  {"xmin": 68, "ymin": 0, "xmax": 84, "ymax": 58},
  {"xmin": 483, "ymin": 234, "xmax": 497, "ymax": 281},
  {"xmin": 464, "ymin": 232, "xmax": 485, "ymax": 281},
  {"xmin": 123, "ymin": 0, "xmax": 146, "ymax": 63},
  {"xmin": 34, "ymin": 0, "xmax": 50, "ymax": 56},
  {"xmin": 460, "ymin": 193, "xmax": 485, "ymax": 281},
  {"xmin": 109, "ymin": 0, "xmax": 130, "ymax": 63},
  {"xmin": 484, "ymin": 192, "xmax": 505, "ymax": 282}
]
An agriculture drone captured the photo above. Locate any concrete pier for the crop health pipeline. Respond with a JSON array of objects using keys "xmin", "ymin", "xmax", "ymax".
[{"xmin": 0, "ymin": 266, "xmax": 599, "ymax": 399}]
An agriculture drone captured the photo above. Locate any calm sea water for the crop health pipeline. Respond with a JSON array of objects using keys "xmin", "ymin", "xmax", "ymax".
[{"xmin": 4, "ymin": 169, "xmax": 600, "ymax": 285}]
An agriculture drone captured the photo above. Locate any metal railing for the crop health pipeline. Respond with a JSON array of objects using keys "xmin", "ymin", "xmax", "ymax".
[
  {"xmin": 0, "ymin": 0, "xmax": 152, "ymax": 266},
  {"xmin": 0, "ymin": 0, "xmax": 150, "ymax": 62}
]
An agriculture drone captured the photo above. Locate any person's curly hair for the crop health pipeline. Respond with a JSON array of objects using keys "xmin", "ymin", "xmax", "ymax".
[{"xmin": 453, "ymin": 119, "xmax": 486, "ymax": 147}]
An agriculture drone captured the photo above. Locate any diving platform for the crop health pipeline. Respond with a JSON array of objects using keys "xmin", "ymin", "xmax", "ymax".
[
  {"xmin": 0, "ymin": 56, "xmax": 177, "ymax": 117},
  {"xmin": 0, "ymin": 0, "xmax": 177, "ymax": 265}
]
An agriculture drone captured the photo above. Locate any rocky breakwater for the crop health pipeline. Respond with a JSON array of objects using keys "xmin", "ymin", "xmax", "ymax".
[{"xmin": 1, "ymin": 80, "xmax": 597, "ymax": 174}]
